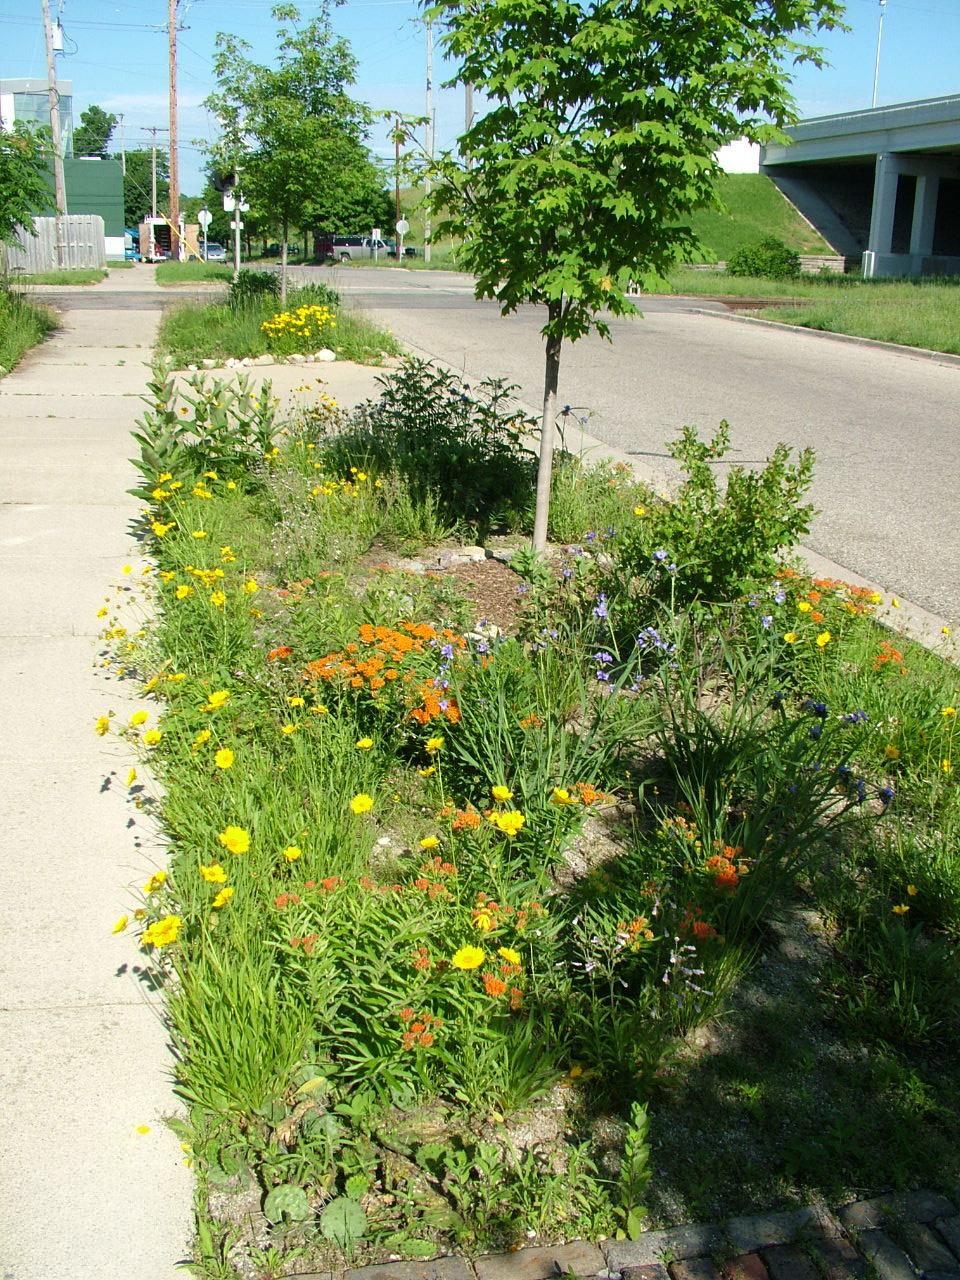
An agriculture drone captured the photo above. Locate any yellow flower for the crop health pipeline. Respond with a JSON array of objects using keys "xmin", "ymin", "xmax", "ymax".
[
  {"xmin": 95, "ymin": 714, "xmax": 111, "ymax": 736},
  {"xmin": 192, "ymin": 728, "xmax": 213, "ymax": 751},
  {"xmin": 891, "ymin": 903, "xmax": 910, "ymax": 915},
  {"xmin": 350, "ymin": 793, "xmax": 374, "ymax": 815},
  {"xmin": 151, "ymin": 521, "xmax": 174, "ymax": 538},
  {"xmin": 226, "ymin": 480, "xmax": 237, "ymax": 491},
  {"xmin": 815, "ymin": 631, "xmax": 832, "ymax": 648},
  {"xmin": 633, "ymin": 505, "xmax": 645, "ymax": 517},
  {"xmin": 112, "ymin": 914, "xmax": 129, "ymax": 934},
  {"xmin": 136, "ymin": 1125, "xmax": 151, "ymax": 1134},
  {"xmin": 419, "ymin": 836, "xmax": 440, "ymax": 850},
  {"xmin": 491, "ymin": 785, "xmax": 513, "ymax": 802},
  {"xmin": 907, "ymin": 884, "xmax": 918, "ymax": 897},
  {"xmin": 283, "ymin": 845, "xmax": 303, "ymax": 862},
  {"xmin": 797, "ymin": 601, "xmax": 812, "ymax": 613},
  {"xmin": 242, "ymin": 579, "xmax": 259, "ymax": 595},
  {"xmin": 498, "ymin": 947, "xmax": 521, "ymax": 965},
  {"xmin": 491, "ymin": 810, "xmax": 526, "ymax": 838},
  {"xmin": 144, "ymin": 729, "xmax": 162, "ymax": 746},
  {"xmin": 205, "ymin": 690, "xmax": 230, "ymax": 711},
  {"xmin": 191, "ymin": 530, "xmax": 208, "ymax": 540},
  {"xmin": 942, "ymin": 759, "xmax": 953, "ymax": 774},
  {"xmin": 175, "ymin": 585, "xmax": 194, "ymax": 600},
  {"xmin": 203, "ymin": 470, "xmax": 218, "ymax": 480},
  {"xmin": 884, "ymin": 745, "xmax": 900, "ymax": 761},
  {"xmin": 356, "ymin": 737, "xmax": 374, "ymax": 750},
  {"xmin": 212, "ymin": 887, "xmax": 234, "ymax": 909},
  {"xmin": 97, "ymin": 607, "xmax": 109, "ymax": 619},
  {"xmin": 158, "ymin": 472, "xmax": 173, "ymax": 482},
  {"xmin": 425, "ymin": 736, "xmax": 444, "ymax": 754},
  {"xmin": 218, "ymin": 825, "xmax": 250, "ymax": 855},
  {"xmin": 209, "ymin": 591, "xmax": 226, "ymax": 609},
  {"xmin": 942, "ymin": 626, "xmax": 951, "ymax": 636},
  {"xmin": 783, "ymin": 631, "xmax": 799, "ymax": 645},
  {"xmin": 126, "ymin": 768, "xmax": 137, "ymax": 787},
  {"xmin": 280, "ymin": 723, "xmax": 297, "ymax": 735},
  {"xmin": 551, "ymin": 787, "xmax": 575, "ymax": 806},
  {"xmin": 214, "ymin": 748, "xmax": 234, "ymax": 769},
  {"xmin": 943, "ymin": 707, "xmax": 956, "ymax": 718},
  {"xmin": 451, "ymin": 945, "xmax": 485, "ymax": 970},
  {"xmin": 220, "ymin": 545, "xmax": 236, "ymax": 562},
  {"xmin": 287, "ymin": 696, "xmax": 305, "ymax": 707},
  {"xmin": 474, "ymin": 908, "xmax": 495, "ymax": 932},
  {"xmin": 890, "ymin": 597, "xmax": 900, "ymax": 609},
  {"xmin": 200, "ymin": 863, "xmax": 227, "ymax": 884},
  {"xmin": 122, "ymin": 564, "xmax": 132, "ymax": 575},
  {"xmin": 143, "ymin": 870, "xmax": 167, "ymax": 894},
  {"xmin": 869, "ymin": 591, "xmax": 882, "ymax": 605},
  {"xmin": 418, "ymin": 765, "xmax": 436, "ymax": 777},
  {"xmin": 130, "ymin": 710, "xmax": 149, "ymax": 727}
]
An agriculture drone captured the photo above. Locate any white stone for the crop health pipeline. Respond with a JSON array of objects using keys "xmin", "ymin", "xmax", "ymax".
[
  {"xmin": 286, "ymin": 354, "xmax": 306, "ymax": 364},
  {"xmin": 186, "ymin": 364, "xmax": 197, "ymax": 372},
  {"xmin": 315, "ymin": 348, "xmax": 336, "ymax": 362},
  {"xmin": 251, "ymin": 354, "xmax": 274, "ymax": 367},
  {"xmin": 201, "ymin": 359, "xmax": 218, "ymax": 369},
  {"xmin": 240, "ymin": 357, "xmax": 252, "ymax": 367}
]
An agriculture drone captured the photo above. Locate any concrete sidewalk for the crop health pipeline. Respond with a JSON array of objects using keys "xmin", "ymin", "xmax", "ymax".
[{"xmin": 0, "ymin": 304, "xmax": 194, "ymax": 1277}]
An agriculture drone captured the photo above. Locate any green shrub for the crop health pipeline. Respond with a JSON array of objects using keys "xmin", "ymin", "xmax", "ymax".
[
  {"xmin": 314, "ymin": 357, "xmax": 537, "ymax": 536},
  {"xmin": 728, "ymin": 236, "xmax": 801, "ymax": 280},
  {"xmin": 228, "ymin": 269, "xmax": 279, "ymax": 309},
  {"xmin": 609, "ymin": 421, "xmax": 815, "ymax": 612},
  {"xmin": 289, "ymin": 281, "xmax": 341, "ymax": 310}
]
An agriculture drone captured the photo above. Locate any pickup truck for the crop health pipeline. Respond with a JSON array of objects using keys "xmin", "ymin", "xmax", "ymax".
[{"xmin": 317, "ymin": 235, "xmax": 390, "ymax": 262}]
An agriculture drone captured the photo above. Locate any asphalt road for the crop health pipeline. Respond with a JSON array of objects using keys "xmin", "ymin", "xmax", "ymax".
[{"xmin": 293, "ymin": 265, "xmax": 960, "ymax": 621}]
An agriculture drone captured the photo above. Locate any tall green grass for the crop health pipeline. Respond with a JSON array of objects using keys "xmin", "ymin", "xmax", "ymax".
[
  {"xmin": 7, "ymin": 267, "xmax": 106, "ymax": 285},
  {"xmin": 0, "ymin": 288, "xmax": 57, "ymax": 375},
  {"xmin": 156, "ymin": 260, "xmax": 234, "ymax": 285}
]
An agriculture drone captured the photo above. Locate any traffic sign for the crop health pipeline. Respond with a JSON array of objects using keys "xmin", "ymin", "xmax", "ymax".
[
  {"xmin": 223, "ymin": 194, "xmax": 235, "ymax": 212},
  {"xmin": 230, "ymin": 219, "xmax": 244, "ymax": 230},
  {"xmin": 372, "ymin": 227, "xmax": 381, "ymax": 240},
  {"xmin": 197, "ymin": 208, "xmax": 213, "ymax": 229},
  {"xmin": 396, "ymin": 218, "xmax": 409, "ymax": 236}
]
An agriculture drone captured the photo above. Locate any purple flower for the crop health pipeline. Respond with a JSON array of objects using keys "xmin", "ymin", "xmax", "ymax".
[
  {"xmin": 476, "ymin": 641, "xmax": 489, "ymax": 654},
  {"xmin": 595, "ymin": 670, "xmax": 611, "ymax": 682},
  {"xmin": 594, "ymin": 651, "xmax": 615, "ymax": 666},
  {"xmin": 562, "ymin": 567, "xmax": 574, "ymax": 580},
  {"xmin": 592, "ymin": 594, "xmax": 609, "ymax": 620},
  {"xmin": 855, "ymin": 778, "xmax": 867, "ymax": 803},
  {"xmin": 652, "ymin": 549, "xmax": 668, "ymax": 563},
  {"xmin": 880, "ymin": 785, "xmax": 895, "ymax": 806},
  {"xmin": 441, "ymin": 643, "xmax": 454, "ymax": 660},
  {"xmin": 585, "ymin": 531, "xmax": 597, "ymax": 542},
  {"xmin": 773, "ymin": 589, "xmax": 787, "ymax": 605},
  {"xmin": 841, "ymin": 709, "xmax": 869, "ymax": 725},
  {"xmin": 761, "ymin": 615, "xmax": 773, "ymax": 630},
  {"xmin": 802, "ymin": 699, "xmax": 828, "ymax": 719},
  {"xmin": 809, "ymin": 722, "xmax": 823, "ymax": 741}
]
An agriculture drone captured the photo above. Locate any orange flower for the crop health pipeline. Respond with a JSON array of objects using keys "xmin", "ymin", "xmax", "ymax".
[
  {"xmin": 267, "ymin": 645, "xmax": 292, "ymax": 661},
  {"xmin": 483, "ymin": 972, "xmax": 507, "ymax": 997}
]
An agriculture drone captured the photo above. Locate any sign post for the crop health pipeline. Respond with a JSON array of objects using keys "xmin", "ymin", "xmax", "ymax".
[
  {"xmin": 396, "ymin": 217, "xmax": 410, "ymax": 263},
  {"xmin": 197, "ymin": 207, "xmax": 212, "ymax": 261},
  {"xmin": 371, "ymin": 227, "xmax": 381, "ymax": 262}
]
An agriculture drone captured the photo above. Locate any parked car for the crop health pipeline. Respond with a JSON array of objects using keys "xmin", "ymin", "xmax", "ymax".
[
  {"xmin": 317, "ymin": 235, "xmax": 391, "ymax": 262},
  {"xmin": 204, "ymin": 242, "xmax": 227, "ymax": 261}
]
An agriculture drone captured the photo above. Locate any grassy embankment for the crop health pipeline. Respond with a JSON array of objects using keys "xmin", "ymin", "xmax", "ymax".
[
  {"xmin": 0, "ymin": 287, "xmax": 57, "ymax": 375},
  {"xmin": 156, "ymin": 260, "xmax": 235, "ymax": 285}
]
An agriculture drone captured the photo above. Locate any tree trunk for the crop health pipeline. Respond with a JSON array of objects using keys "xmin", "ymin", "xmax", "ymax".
[
  {"xmin": 532, "ymin": 308, "xmax": 562, "ymax": 552},
  {"xmin": 303, "ymin": 229, "xmax": 309, "ymax": 260},
  {"xmin": 280, "ymin": 218, "xmax": 288, "ymax": 307}
]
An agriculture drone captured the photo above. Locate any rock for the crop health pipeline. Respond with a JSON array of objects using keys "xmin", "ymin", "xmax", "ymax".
[
  {"xmin": 201, "ymin": 358, "xmax": 218, "ymax": 369},
  {"xmin": 286, "ymin": 353, "xmax": 306, "ymax": 364},
  {"xmin": 251, "ymin": 353, "xmax": 274, "ymax": 366},
  {"xmin": 304, "ymin": 354, "xmax": 316, "ymax": 363},
  {"xmin": 315, "ymin": 348, "xmax": 337, "ymax": 362},
  {"xmin": 186, "ymin": 363, "xmax": 198, "ymax": 371},
  {"xmin": 225, "ymin": 357, "xmax": 237, "ymax": 368},
  {"xmin": 240, "ymin": 356, "xmax": 252, "ymax": 366}
]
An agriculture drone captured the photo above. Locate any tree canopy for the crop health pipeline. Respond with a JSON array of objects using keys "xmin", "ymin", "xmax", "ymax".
[
  {"xmin": 427, "ymin": 0, "xmax": 845, "ymax": 547},
  {"xmin": 72, "ymin": 105, "xmax": 117, "ymax": 158},
  {"xmin": 118, "ymin": 149, "xmax": 169, "ymax": 226},
  {"xmin": 0, "ymin": 124, "xmax": 54, "ymax": 247}
]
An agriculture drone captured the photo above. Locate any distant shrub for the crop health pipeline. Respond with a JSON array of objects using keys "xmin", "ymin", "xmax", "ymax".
[
  {"xmin": 728, "ymin": 236, "xmax": 801, "ymax": 280},
  {"xmin": 289, "ymin": 281, "xmax": 340, "ymax": 310},
  {"xmin": 228, "ymin": 270, "xmax": 279, "ymax": 308}
]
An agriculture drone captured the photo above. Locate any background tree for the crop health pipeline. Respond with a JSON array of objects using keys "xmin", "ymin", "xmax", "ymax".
[
  {"xmin": 72, "ymin": 105, "xmax": 117, "ymax": 158},
  {"xmin": 207, "ymin": 2, "xmax": 378, "ymax": 299},
  {"xmin": 119, "ymin": 148, "xmax": 169, "ymax": 226},
  {"xmin": 0, "ymin": 124, "xmax": 54, "ymax": 251},
  {"xmin": 428, "ymin": 0, "xmax": 844, "ymax": 550}
]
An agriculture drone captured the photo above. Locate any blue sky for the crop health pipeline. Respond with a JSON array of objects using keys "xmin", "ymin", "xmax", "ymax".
[{"xmin": 3, "ymin": 0, "xmax": 959, "ymax": 195}]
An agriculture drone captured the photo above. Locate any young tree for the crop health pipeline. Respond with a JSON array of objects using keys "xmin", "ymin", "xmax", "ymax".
[
  {"xmin": 72, "ymin": 105, "xmax": 117, "ymax": 158},
  {"xmin": 0, "ymin": 124, "xmax": 54, "ymax": 249},
  {"xmin": 207, "ymin": 2, "xmax": 374, "ymax": 302},
  {"xmin": 428, "ymin": 0, "xmax": 844, "ymax": 549},
  {"xmin": 119, "ymin": 149, "xmax": 169, "ymax": 226}
]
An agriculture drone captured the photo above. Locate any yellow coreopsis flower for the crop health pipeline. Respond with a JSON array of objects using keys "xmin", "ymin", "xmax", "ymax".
[
  {"xmin": 452, "ymin": 946, "xmax": 485, "ymax": 971},
  {"xmin": 175, "ymin": 585, "xmax": 194, "ymax": 600},
  {"xmin": 350, "ymin": 793, "xmax": 374, "ymax": 815},
  {"xmin": 191, "ymin": 530, "xmax": 208, "ymax": 540},
  {"xmin": 891, "ymin": 903, "xmax": 910, "ymax": 915},
  {"xmin": 425, "ymin": 736, "xmax": 444, "ymax": 754},
  {"xmin": 209, "ymin": 591, "xmax": 226, "ymax": 609},
  {"xmin": 200, "ymin": 863, "xmax": 227, "ymax": 884},
  {"xmin": 205, "ymin": 690, "xmax": 230, "ymax": 711},
  {"xmin": 907, "ymin": 884, "xmax": 919, "ymax": 897},
  {"xmin": 142, "ymin": 915, "xmax": 183, "ymax": 947},
  {"xmin": 214, "ymin": 748, "xmax": 234, "ymax": 770},
  {"xmin": 283, "ymin": 845, "xmax": 303, "ymax": 862},
  {"xmin": 783, "ymin": 632, "xmax": 799, "ymax": 645},
  {"xmin": 218, "ymin": 825, "xmax": 250, "ymax": 855},
  {"xmin": 112, "ymin": 914, "xmax": 129, "ymax": 935},
  {"xmin": 498, "ymin": 947, "xmax": 521, "ymax": 965},
  {"xmin": 192, "ymin": 728, "xmax": 213, "ymax": 751},
  {"xmin": 419, "ymin": 836, "xmax": 440, "ymax": 850},
  {"xmin": 551, "ymin": 787, "xmax": 575, "ymax": 806},
  {"xmin": 212, "ymin": 887, "xmax": 234, "ymax": 909},
  {"xmin": 242, "ymin": 579, "xmax": 259, "ymax": 595},
  {"xmin": 356, "ymin": 737, "xmax": 374, "ymax": 751},
  {"xmin": 130, "ymin": 710, "xmax": 149, "ymax": 727},
  {"xmin": 815, "ymin": 631, "xmax": 832, "ymax": 648},
  {"xmin": 94, "ymin": 715, "xmax": 111, "ymax": 736},
  {"xmin": 491, "ymin": 785, "xmax": 512, "ymax": 803},
  {"xmin": 492, "ymin": 810, "xmax": 526, "ymax": 838},
  {"xmin": 144, "ymin": 729, "xmax": 162, "ymax": 746},
  {"xmin": 143, "ymin": 870, "xmax": 167, "ymax": 894}
]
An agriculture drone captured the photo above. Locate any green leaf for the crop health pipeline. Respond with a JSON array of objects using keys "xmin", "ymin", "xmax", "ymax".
[
  {"xmin": 400, "ymin": 1240, "xmax": 438, "ymax": 1260},
  {"xmin": 263, "ymin": 1183, "xmax": 310, "ymax": 1223},
  {"xmin": 320, "ymin": 1195, "xmax": 367, "ymax": 1247}
]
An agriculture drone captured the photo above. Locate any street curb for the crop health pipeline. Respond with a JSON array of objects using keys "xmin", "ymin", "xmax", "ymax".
[
  {"xmin": 392, "ymin": 337, "xmax": 954, "ymax": 651},
  {"xmin": 686, "ymin": 306, "xmax": 960, "ymax": 370}
]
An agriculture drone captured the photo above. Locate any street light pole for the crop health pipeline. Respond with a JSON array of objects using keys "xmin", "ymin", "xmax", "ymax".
[
  {"xmin": 424, "ymin": 18, "xmax": 433, "ymax": 264},
  {"xmin": 872, "ymin": 0, "xmax": 887, "ymax": 109},
  {"xmin": 40, "ymin": 0, "xmax": 67, "ymax": 268}
]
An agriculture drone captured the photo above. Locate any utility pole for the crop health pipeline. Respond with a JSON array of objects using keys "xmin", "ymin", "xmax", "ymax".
[
  {"xmin": 872, "ymin": 0, "xmax": 887, "ymax": 108},
  {"xmin": 40, "ymin": 0, "xmax": 67, "ymax": 269},
  {"xmin": 232, "ymin": 170, "xmax": 241, "ymax": 280},
  {"xmin": 168, "ymin": 0, "xmax": 180, "ymax": 260},
  {"xmin": 146, "ymin": 126, "xmax": 164, "ymax": 217},
  {"xmin": 424, "ymin": 18, "xmax": 434, "ymax": 264},
  {"xmin": 118, "ymin": 113, "xmax": 126, "ymax": 176},
  {"xmin": 394, "ymin": 115, "xmax": 402, "ymax": 228}
]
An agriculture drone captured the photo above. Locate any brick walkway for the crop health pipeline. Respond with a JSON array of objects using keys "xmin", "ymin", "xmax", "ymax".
[{"xmin": 293, "ymin": 1190, "xmax": 960, "ymax": 1280}]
